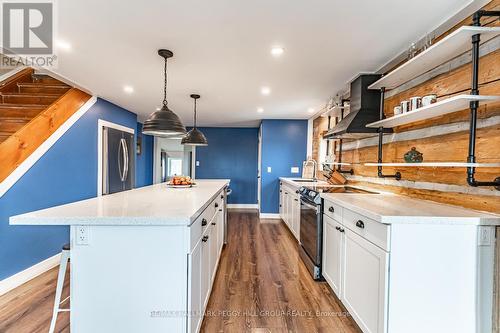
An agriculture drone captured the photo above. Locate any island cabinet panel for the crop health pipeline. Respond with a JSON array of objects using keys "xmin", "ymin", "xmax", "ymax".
[
  {"xmin": 187, "ymin": 188, "xmax": 227, "ymax": 333},
  {"xmin": 70, "ymin": 225, "xmax": 189, "ymax": 333}
]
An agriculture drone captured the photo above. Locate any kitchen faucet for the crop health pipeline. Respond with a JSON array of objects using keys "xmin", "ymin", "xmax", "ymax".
[{"xmin": 304, "ymin": 158, "xmax": 317, "ymax": 181}]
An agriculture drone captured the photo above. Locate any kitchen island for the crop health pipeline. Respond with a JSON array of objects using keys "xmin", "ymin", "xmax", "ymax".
[{"xmin": 10, "ymin": 179, "xmax": 230, "ymax": 333}]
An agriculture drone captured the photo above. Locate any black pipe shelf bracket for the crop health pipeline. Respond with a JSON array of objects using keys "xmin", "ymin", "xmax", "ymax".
[
  {"xmin": 376, "ymin": 87, "xmax": 401, "ymax": 181},
  {"xmin": 468, "ymin": 10, "xmax": 500, "ymax": 190},
  {"xmin": 336, "ymin": 99, "xmax": 354, "ymax": 175}
]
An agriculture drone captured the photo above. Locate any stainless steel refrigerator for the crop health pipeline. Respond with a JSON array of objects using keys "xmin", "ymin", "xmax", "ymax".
[{"xmin": 102, "ymin": 126, "xmax": 134, "ymax": 194}]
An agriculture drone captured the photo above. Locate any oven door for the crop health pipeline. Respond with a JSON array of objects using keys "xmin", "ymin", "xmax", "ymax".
[{"xmin": 300, "ymin": 197, "xmax": 321, "ymax": 266}]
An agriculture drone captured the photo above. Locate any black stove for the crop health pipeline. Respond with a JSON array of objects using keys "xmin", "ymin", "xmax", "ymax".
[{"xmin": 297, "ymin": 185, "xmax": 378, "ymax": 280}]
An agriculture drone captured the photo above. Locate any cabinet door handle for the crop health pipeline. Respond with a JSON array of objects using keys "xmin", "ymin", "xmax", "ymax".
[
  {"xmin": 294, "ymin": 199, "xmax": 298, "ymax": 201},
  {"xmin": 215, "ymin": 202, "xmax": 219, "ymax": 208},
  {"xmin": 295, "ymin": 190, "xmax": 299, "ymax": 194},
  {"xmin": 356, "ymin": 220, "xmax": 365, "ymax": 229},
  {"xmin": 339, "ymin": 228, "xmax": 345, "ymax": 233},
  {"xmin": 219, "ymin": 209, "xmax": 222, "ymax": 212},
  {"xmin": 328, "ymin": 206, "xmax": 335, "ymax": 213},
  {"xmin": 335, "ymin": 226, "xmax": 341, "ymax": 231},
  {"xmin": 211, "ymin": 222, "xmax": 216, "ymax": 225},
  {"xmin": 221, "ymin": 195, "xmax": 224, "ymax": 199},
  {"xmin": 202, "ymin": 235, "xmax": 209, "ymax": 242},
  {"xmin": 201, "ymin": 218, "xmax": 208, "ymax": 226}
]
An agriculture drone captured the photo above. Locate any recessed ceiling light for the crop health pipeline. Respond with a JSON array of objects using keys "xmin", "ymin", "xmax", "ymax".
[
  {"xmin": 56, "ymin": 40, "xmax": 71, "ymax": 51},
  {"xmin": 308, "ymin": 108, "xmax": 315, "ymax": 113},
  {"xmin": 123, "ymin": 85, "xmax": 134, "ymax": 94},
  {"xmin": 257, "ymin": 107, "xmax": 264, "ymax": 113},
  {"xmin": 261, "ymin": 86, "xmax": 271, "ymax": 95},
  {"xmin": 270, "ymin": 47, "xmax": 284, "ymax": 57}
]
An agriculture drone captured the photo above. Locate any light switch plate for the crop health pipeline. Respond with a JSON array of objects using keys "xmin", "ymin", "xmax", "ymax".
[
  {"xmin": 291, "ymin": 167, "xmax": 299, "ymax": 174},
  {"xmin": 478, "ymin": 226, "xmax": 493, "ymax": 246},
  {"xmin": 196, "ymin": 161, "xmax": 200, "ymax": 167},
  {"xmin": 267, "ymin": 166, "xmax": 272, "ymax": 173}
]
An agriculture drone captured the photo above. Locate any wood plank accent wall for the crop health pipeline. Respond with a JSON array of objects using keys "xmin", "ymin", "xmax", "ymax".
[
  {"xmin": 313, "ymin": 0, "xmax": 500, "ymax": 214},
  {"xmin": 0, "ymin": 88, "xmax": 91, "ymax": 182}
]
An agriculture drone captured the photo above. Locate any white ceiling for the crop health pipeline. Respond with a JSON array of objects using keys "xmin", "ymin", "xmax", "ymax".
[{"xmin": 53, "ymin": 0, "xmax": 474, "ymax": 127}]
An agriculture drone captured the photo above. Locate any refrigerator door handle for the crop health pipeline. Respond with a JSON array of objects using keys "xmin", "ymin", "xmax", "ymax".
[
  {"xmin": 122, "ymin": 138, "xmax": 129, "ymax": 182},
  {"xmin": 117, "ymin": 138, "xmax": 126, "ymax": 182}
]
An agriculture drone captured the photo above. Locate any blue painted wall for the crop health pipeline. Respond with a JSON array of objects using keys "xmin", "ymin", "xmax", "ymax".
[
  {"xmin": 0, "ymin": 98, "xmax": 153, "ymax": 280},
  {"xmin": 136, "ymin": 122, "xmax": 154, "ymax": 188},
  {"xmin": 195, "ymin": 127, "xmax": 258, "ymax": 205},
  {"xmin": 260, "ymin": 120, "xmax": 308, "ymax": 214}
]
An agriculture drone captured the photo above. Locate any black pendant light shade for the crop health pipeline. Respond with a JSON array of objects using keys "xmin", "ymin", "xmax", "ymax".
[
  {"xmin": 142, "ymin": 49, "xmax": 187, "ymax": 137},
  {"xmin": 182, "ymin": 94, "xmax": 208, "ymax": 146}
]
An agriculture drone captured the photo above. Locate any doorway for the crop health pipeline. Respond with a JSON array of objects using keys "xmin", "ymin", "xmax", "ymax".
[{"xmin": 153, "ymin": 137, "xmax": 195, "ymax": 183}]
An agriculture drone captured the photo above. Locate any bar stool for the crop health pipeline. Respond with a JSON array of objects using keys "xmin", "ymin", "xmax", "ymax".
[{"xmin": 49, "ymin": 243, "xmax": 70, "ymax": 333}]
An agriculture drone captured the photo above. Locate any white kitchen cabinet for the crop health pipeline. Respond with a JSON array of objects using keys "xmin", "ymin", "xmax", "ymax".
[
  {"xmin": 322, "ymin": 215, "xmax": 343, "ymax": 296},
  {"xmin": 342, "ymin": 228, "xmax": 388, "ymax": 333},
  {"xmin": 189, "ymin": 238, "xmax": 202, "ymax": 333},
  {"xmin": 321, "ymin": 196, "xmax": 497, "ymax": 333},
  {"xmin": 291, "ymin": 195, "xmax": 300, "ymax": 240},
  {"xmin": 200, "ymin": 227, "xmax": 211, "ymax": 309}
]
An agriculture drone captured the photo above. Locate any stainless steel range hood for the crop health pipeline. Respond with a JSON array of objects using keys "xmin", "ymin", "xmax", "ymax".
[{"xmin": 324, "ymin": 74, "xmax": 390, "ymax": 139}]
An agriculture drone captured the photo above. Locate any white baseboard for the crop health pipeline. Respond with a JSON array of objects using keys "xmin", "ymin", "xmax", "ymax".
[
  {"xmin": 259, "ymin": 213, "xmax": 281, "ymax": 219},
  {"xmin": 227, "ymin": 204, "xmax": 258, "ymax": 209},
  {"xmin": 0, "ymin": 253, "xmax": 61, "ymax": 296}
]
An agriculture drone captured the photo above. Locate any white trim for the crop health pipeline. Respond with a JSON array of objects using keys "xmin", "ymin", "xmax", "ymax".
[
  {"xmin": 0, "ymin": 253, "xmax": 61, "ymax": 296},
  {"xmin": 306, "ymin": 118, "xmax": 313, "ymax": 158},
  {"xmin": 0, "ymin": 96, "xmax": 98, "ymax": 198},
  {"xmin": 0, "ymin": 66, "xmax": 26, "ymax": 82},
  {"xmin": 257, "ymin": 124, "xmax": 262, "ymax": 213},
  {"xmin": 227, "ymin": 204, "xmax": 258, "ymax": 209},
  {"xmin": 97, "ymin": 120, "xmax": 135, "ymax": 196},
  {"xmin": 259, "ymin": 213, "xmax": 281, "ymax": 219}
]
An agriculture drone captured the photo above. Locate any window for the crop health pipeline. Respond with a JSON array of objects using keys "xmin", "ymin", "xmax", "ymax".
[{"xmin": 168, "ymin": 158, "xmax": 183, "ymax": 177}]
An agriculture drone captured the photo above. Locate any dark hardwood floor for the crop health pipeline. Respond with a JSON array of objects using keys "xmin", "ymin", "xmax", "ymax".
[
  {"xmin": 0, "ymin": 210, "xmax": 359, "ymax": 333},
  {"xmin": 201, "ymin": 210, "xmax": 360, "ymax": 333}
]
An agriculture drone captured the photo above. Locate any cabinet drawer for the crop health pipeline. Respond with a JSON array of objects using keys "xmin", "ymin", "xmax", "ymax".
[
  {"xmin": 323, "ymin": 199, "xmax": 342, "ymax": 222},
  {"xmin": 190, "ymin": 201, "xmax": 218, "ymax": 252},
  {"xmin": 343, "ymin": 208, "xmax": 390, "ymax": 251}
]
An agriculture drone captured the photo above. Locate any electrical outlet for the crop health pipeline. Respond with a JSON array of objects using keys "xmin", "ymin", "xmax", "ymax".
[
  {"xmin": 267, "ymin": 166, "xmax": 272, "ymax": 173},
  {"xmin": 76, "ymin": 225, "xmax": 89, "ymax": 245}
]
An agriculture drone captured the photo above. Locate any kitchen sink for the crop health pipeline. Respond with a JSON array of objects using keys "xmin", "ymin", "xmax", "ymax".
[{"xmin": 290, "ymin": 178, "xmax": 318, "ymax": 182}]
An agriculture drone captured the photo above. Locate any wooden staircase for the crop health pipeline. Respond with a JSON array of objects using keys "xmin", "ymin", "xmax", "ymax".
[
  {"xmin": 0, "ymin": 68, "xmax": 91, "ymax": 183},
  {"xmin": 0, "ymin": 69, "xmax": 71, "ymax": 144}
]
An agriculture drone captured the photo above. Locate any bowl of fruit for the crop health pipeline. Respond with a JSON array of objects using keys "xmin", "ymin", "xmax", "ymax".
[{"xmin": 167, "ymin": 176, "xmax": 196, "ymax": 188}]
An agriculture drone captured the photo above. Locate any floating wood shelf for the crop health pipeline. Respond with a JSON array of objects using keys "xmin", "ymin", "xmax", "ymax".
[
  {"xmin": 368, "ymin": 26, "xmax": 500, "ymax": 90},
  {"xmin": 322, "ymin": 105, "xmax": 349, "ymax": 118},
  {"xmin": 366, "ymin": 95, "xmax": 500, "ymax": 128},
  {"xmin": 322, "ymin": 162, "xmax": 352, "ymax": 166},
  {"xmin": 364, "ymin": 162, "xmax": 500, "ymax": 168}
]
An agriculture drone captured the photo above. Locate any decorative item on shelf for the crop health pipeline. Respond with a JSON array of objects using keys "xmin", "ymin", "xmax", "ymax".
[
  {"xmin": 404, "ymin": 147, "xmax": 424, "ymax": 163},
  {"xmin": 393, "ymin": 106, "xmax": 402, "ymax": 115},
  {"xmin": 423, "ymin": 33, "xmax": 434, "ymax": 50},
  {"xmin": 407, "ymin": 42, "xmax": 418, "ymax": 59},
  {"xmin": 182, "ymin": 94, "xmax": 208, "ymax": 146},
  {"xmin": 422, "ymin": 94, "xmax": 437, "ymax": 106},
  {"xmin": 400, "ymin": 100, "xmax": 410, "ymax": 113},
  {"xmin": 409, "ymin": 96, "xmax": 422, "ymax": 111},
  {"xmin": 143, "ymin": 49, "xmax": 187, "ymax": 137}
]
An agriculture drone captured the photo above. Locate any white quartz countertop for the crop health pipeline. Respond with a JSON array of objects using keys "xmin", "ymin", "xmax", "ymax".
[
  {"xmin": 320, "ymin": 193, "xmax": 500, "ymax": 225},
  {"xmin": 10, "ymin": 180, "xmax": 230, "ymax": 226}
]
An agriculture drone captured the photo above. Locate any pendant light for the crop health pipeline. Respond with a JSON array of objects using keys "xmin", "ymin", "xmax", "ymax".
[
  {"xmin": 181, "ymin": 94, "xmax": 208, "ymax": 146},
  {"xmin": 142, "ymin": 49, "xmax": 187, "ymax": 137}
]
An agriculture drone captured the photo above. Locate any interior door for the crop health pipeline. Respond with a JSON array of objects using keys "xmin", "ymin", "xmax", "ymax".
[
  {"xmin": 322, "ymin": 215, "xmax": 343, "ymax": 297},
  {"xmin": 342, "ymin": 228, "xmax": 389, "ymax": 333}
]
